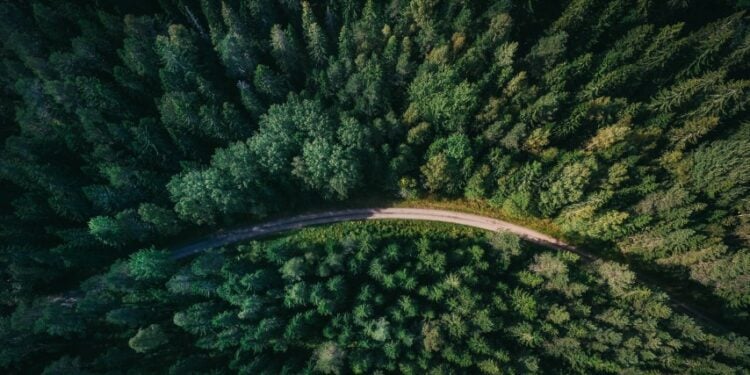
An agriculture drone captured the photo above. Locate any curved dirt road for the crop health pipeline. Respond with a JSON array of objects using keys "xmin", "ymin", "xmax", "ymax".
[
  {"xmin": 170, "ymin": 207, "xmax": 725, "ymax": 332},
  {"xmin": 171, "ymin": 208, "xmax": 587, "ymax": 259}
]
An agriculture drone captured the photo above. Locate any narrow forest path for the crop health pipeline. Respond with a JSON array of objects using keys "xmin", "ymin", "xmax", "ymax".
[{"xmin": 170, "ymin": 207, "xmax": 727, "ymax": 333}]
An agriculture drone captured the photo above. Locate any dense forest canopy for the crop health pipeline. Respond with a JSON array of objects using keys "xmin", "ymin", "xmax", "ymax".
[
  {"xmin": 1, "ymin": 0, "xmax": 750, "ymax": 372},
  {"xmin": 5, "ymin": 222, "xmax": 750, "ymax": 373}
]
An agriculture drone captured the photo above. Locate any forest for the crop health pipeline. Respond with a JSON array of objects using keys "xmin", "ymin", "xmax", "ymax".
[
  {"xmin": 0, "ymin": 0, "xmax": 749, "ymax": 372},
  {"xmin": 4, "ymin": 222, "xmax": 750, "ymax": 373}
]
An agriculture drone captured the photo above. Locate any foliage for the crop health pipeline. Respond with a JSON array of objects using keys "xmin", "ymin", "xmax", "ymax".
[
  {"xmin": 2, "ymin": 223, "xmax": 748, "ymax": 373},
  {"xmin": 1, "ymin": 0, "xmax": 750, "ymax": 371}
]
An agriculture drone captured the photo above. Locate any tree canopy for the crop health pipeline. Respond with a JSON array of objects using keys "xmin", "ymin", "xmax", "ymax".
[{"xmin": 1, "ymin": 0, "xmax": 750, "ymax": 372}]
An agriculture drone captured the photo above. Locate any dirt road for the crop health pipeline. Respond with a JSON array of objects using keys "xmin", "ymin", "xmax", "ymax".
[{"xmin": 171, "ymin": 208, "xmax": 588, "ymax": 259}]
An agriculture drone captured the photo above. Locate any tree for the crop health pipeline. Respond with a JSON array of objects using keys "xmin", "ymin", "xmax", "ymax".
[
  {"xmin": 128, "ymin": 324, "xmax": 168, "ymax": 353},
  {"xmin": 118, "ymin": 15, "xmax": 160, "ymax": 80},
  {"xmin": 270, "ymin": 24, "xmax": 302, "ymax": 76},
  {"xmin": 342, "ymin": 54, "xmax": 386, "ymax": 116},
  {"xmin": 292, "ymin": 137, "xmax": 359, "ymax": 199},
  {"xmin": 127, "ymin": 247, "xmax": 175, "ymax": 282},
  {"xmin": 215, "ymin": 2, "xmax": 256, "ymax": 79},
  {"xmin": 683, "ymin": 139, "xmax": 750, "ymax": 206},
  {"xmin": 301, "ymin": 1, "xmax": 328, "ymax": 66},
  {"xmin": 155, "ymin": 25, "xmax": 201, "ymax": 92},
  {"xmin": 88, "ymin": 209, "xmax": 152, "ymax": 247},
  {"xmin": 237, "ymin": 80, "xmax": 265, "ymax": 118},
  {"xmin": 173, "ymin": 302, "xmax": 218, "ymax": 336},
  {"xmin": 253, "ymin": 64, "xmax": 288, "ymax": 100},
  {"xmin": 585, "ymin": 116, "xmax": 631, "ymax": 154},
  {"xmin": 313, "ymin": 341, "xmax": 345, "ymax": 374},
  {"xmin": 524, "ymin": 32, "xmax": 567, "ymax": 75},
  {"xmin": 167, "ymin": 168, "xmax": 238, "ymax": 225},
  {"xmin": 538, "ymin": 158, "xmax": 596, "ymax": 217},
  {"xmin": 690, "ymin": 251, "xmax": 750, "ymax": 309},
  {"xmin": 168, "ymin": 138, "xmax": 275, "ymax": 225},
  {"xmin": 464, "ymin": 164, "xmax": 492, "ymax": 200},
  {"xmin": 137, "ymin": 203, "xmax": 181, "ymax": 236},
  {"xmin": 407, "ymin": 66, "xmax": 479, "ymax": 133},
  {"xmin": 249, "ymin": 96, "xmax": 333, "ymax": 177},
  {"xmin": 510, "ymin": 289, "xmax": 537, "ymax": 320},
  {"xmin": 593, "ymin": 261, "xmax": 635, "ymax": 297},
  {"xmin": 421, "ymin": 135, "xmax": 473, "ymax": 195}
]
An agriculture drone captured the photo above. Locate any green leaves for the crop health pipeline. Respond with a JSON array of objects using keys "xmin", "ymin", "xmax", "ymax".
[
  {"xmin": 537, "ymin": 158, "xmax": 596, "ymax": 217},
  {"xmin": 253, "ymin": 64, "xmax": 288, "ymax": 100},
  {"xmin": 525, "ymin": 32, "xmax": 568, "ymax": 75},
  {"xmin": 690, "ymin": 250, "xmax": 750, "ymax": 308},
  {"xmin": 155, "ymin": 25, "xmax": 200, "ymax": 90},
  {"xmin": 407, "ymin": 66, "xmax": 479, "ymax": 133},
  {"xmin": 685, "ymin": 139, "xmax": 750, "ymax": 205},
  {"xmin": 167, "ymin": 138, "xmax": 275, "ymax": 224},
  {"xmin": 119, "ymin": 15, "xmax": 160, "ymax": 79},
  {"xmin": 301, "ymin": 2, "xmax": 328, "ymax": 66},
  {"xmin": 167, "ymin": 168, "xmax": 238, "ymax": 225},
  {"xmin": 510, "ymin": 289, "xmax": 537, "ymax": 320},
  {"xmin": 250, "ymin": 96, "xmax": 330, "ymax": 174},
  {"xmin": 127, "ymin": 247, "xmax": 175, "ymax": 282},
  {"xmin": 1, "ymin": 0, "xmax": 750, "ymax": 372},
  {"xmin": 88, "ymin": 209, "xmax": 152, "ymax": 247},
  {"xmin": 292, "ymin": 138, "xmax": 359, "ymax": 199},
  {"xmin": 421, "ymin": 134, "xmax": 473, "ymax": 195},
  {"xmin": 313, "ymin": 341, "xmax": 345, "ymax": 374},
  {"xmin": 214, "ymin": 2, "xmax": 256, "ymax": 79},
  {"xmin": 128, "ymin": 324, "xmax": 168, "ymax": 353}
]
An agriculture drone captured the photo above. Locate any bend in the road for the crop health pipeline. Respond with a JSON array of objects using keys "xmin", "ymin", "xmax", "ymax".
[
  {"xmin": 169, "ymin": 207, "xmax": 727, "ymax": 333},
  {"xmin": 172, "ymin": 208, "xmax": 582, "ymax": 259}
]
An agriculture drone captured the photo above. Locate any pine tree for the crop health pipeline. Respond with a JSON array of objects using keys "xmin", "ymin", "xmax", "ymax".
[
  {"xmin": 128, "ymin": 324, "xmax": 168, "ymax": 353},
  {"xmin": 301, "ymin": 1, "xmax": 328, "ymax": 66}
]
